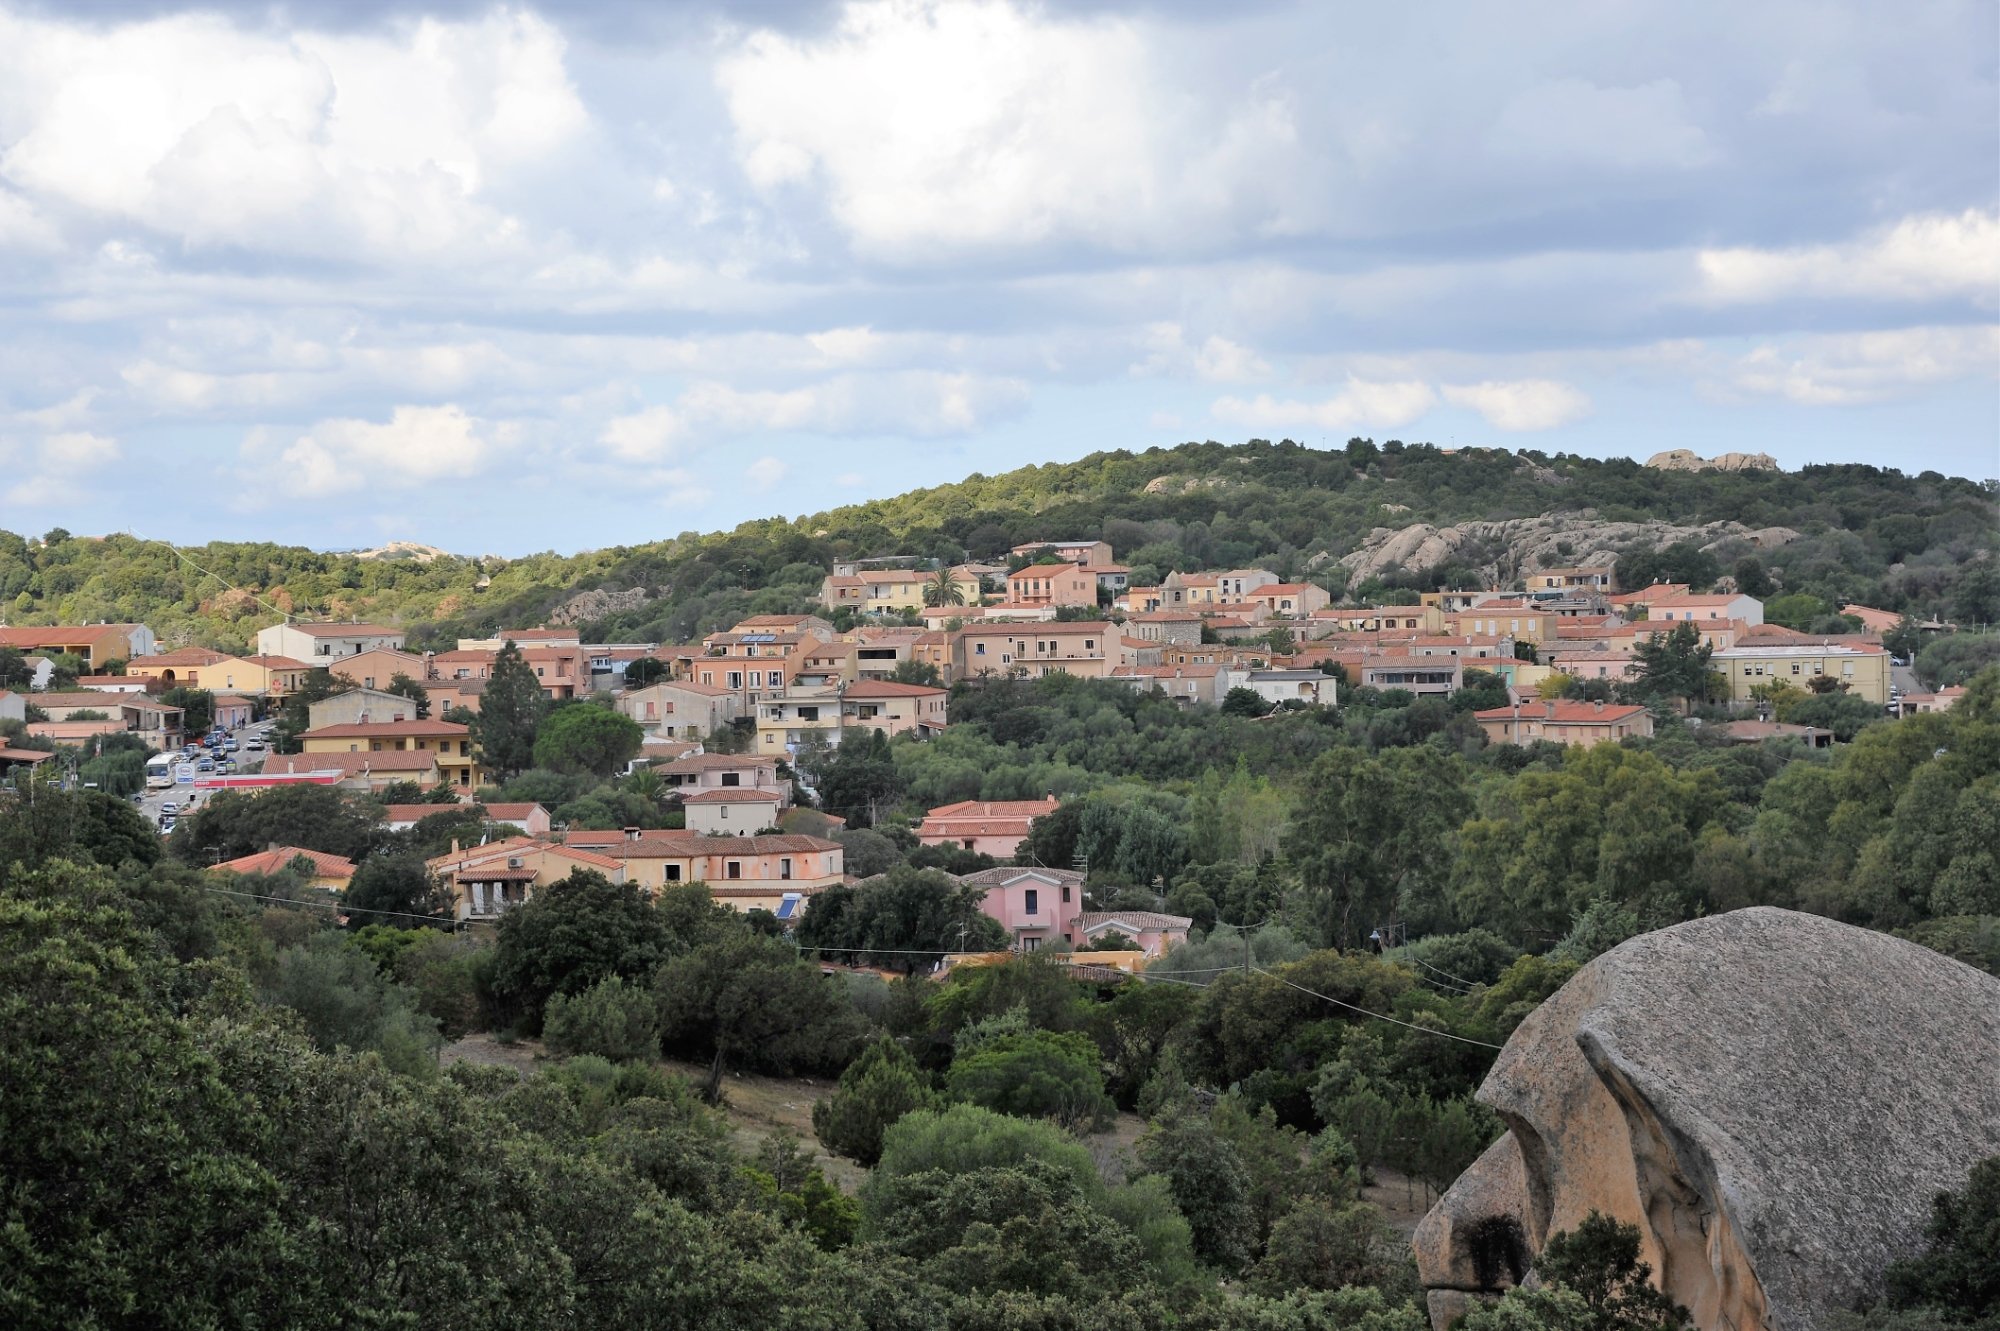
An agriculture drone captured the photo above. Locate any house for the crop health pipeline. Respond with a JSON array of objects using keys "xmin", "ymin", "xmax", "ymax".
[
  {"xmin": 1317, "ymin": 605, "xmax": 1444, "ymax": 634},
  {"xmin": 16, "ymin": 656, "xmax": 56, "ymax": 690},
  {"xmin": 379, "ymin": 801, "xmax": 552, "ymax": 835},
  {"xmin": 327, "ymin": 647, "xmax": 430, "ymax": 691},
  {"xmin": 1011, "ymin": 540, "xmax": 1114, "ymax": 568},
  {"xmin": 0, "ymin": 690, "xmax": 24, "ymax": 724},
  {"xmin": 841, "ymin": 680, "xmax": 948, "ymax": 740},
  {"xmin": 75, "ymin": 674, "xmax": 156, "ymax": 693},
  {"xmin": 843, "ymin": 626, "xmax": 924, "ymax": 678},
  {"xmin": 0, "ymin": 743, "xmax": 57, "ymax": 774},
  {"xmin": 257, "ymin": 621, "xmax": 407, "ymax": 660},
  {"xmin": 26, "ymin": 692, "xmax": 185, "ymax": 750},
  {"xmin": 960, "ymin": 866, "xmax": 1086, "ymax": 952},
  {"xmin": 1113, "ymin": 664, "xmax": 1226, "ymax": 707},
  {"xmin": 579, "ymin": 830, "xmax": 844, "ymax": 912},
  {"xmin": 1714, "ymin": 720, "xmax": 1834, "ymax": 748},
  {"xmin": 1126, "ymin": 610, "xmax": 1204, "ymax": 645},
  {"xmin": 617, "ymin": 680, "xmax": 741, "ymax": 741},
  {"xmin": 264, "ymin": 749, "xmax": 445, "ymax": 792},
  {"xmin": 1529, "ymin": 567, "xmax": 1617, "ymax": 593},
  {"xmin": 1608, "ymin": 583, "xmax": 1691, "ymax": 614},
  {"xmin": 682, "ymin": 787, "xmax": 786, "ymax": 834},
  {"xmin": 953, "ymin": 622, "xmax": 1124, "ymax": 680},
  {"xmin": 1358, "ymin": 656, "xmax": 1463, "ymax": 696},
  {"xmin": 1069, "ymin": 910, "xmax": 1193, "ymax": 959},
  {"xmin": 0, "ymin": 623, "xmax": 157, "ymax": 668},
  {"xmin": 127, "ymin": 648, "xmax": 311, "ymax": 696},
  {"xmin": 455, "ymin": 628, "xmax": 583, "ymax": 650},
  {"xmin": 299, "ymin": 717, "xmax": 483, "ymax": 788},
  {"xmin": 917, "ymin": 796, "xmax": 1060, "ymax": 858},
  {"xmin": 1646, "ymin": 593, "xmax": 1764, "ymax": 626},
  {"xmin": 1450, "ymin": 601, "xmax": 1560, "ymax": 643},
  {"xmin": 308, "ymin": 687, "xmax": 422, "ymax": 729},
  {"xmin": 1896, "ymin": 685, "xmax": 1967, "ymax": 716},
  {"xmin": 210, "ymin": 846, "xmax": 356, "ymax": 892},
  {"xmin": 655, "ymin": 753, "xmax": 789, "ymax": 805},
  {"xmin": 1839, "ymin": 604, "xmax": 1905, "ymax": 637},
  {"xmin": 1244, "ymin": 583, "xmax": 1331, "ymax": 617},
  {"xmin": 1006, "ymin": 563, "xmax": 1099, "ymax": 608},
  {"xmin": 211, "ymin": 695, "xmax": 258, "ymax": 730},
  {"xmin": 429, "ymin": 837, "xmax": 630, "ymax": 923},
  {"xmin": 1474, "ymin": 700, "xmax": 1654, "ymax": 748},
  {"xmin": 1225, "ymin": 668, "xmax": 1336, "ymax": 708},
  {"xmin": 1711, "ymin": 640, "xmax": 1890, "ymax": 705},
  {"xmin": 819, "ymin": 565, "xmax": 981, "ymax": 614}
]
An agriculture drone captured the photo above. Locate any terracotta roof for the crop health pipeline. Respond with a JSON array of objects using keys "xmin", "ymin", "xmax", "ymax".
[
  {"xmin": 1073, "ymin": 910, "xmax": 1194, "ymax": 932},
  {"xmin": 923, "ymin": 798, "xmax": 1061, "ymax": 820},
  {"xmin": 133, "ymin": 647, "xmax": 227, "ymax": 666},
  {"xmin": 842, "ymin": 679, "xmax": 945, "ymax": 698},
  {"xmin": 482, "ymin": 803, "xmax": 548, "ymax": 820},
  {"xmin": 1249, "ymin": 583, "xmax": 1315, "ymax": 596},
  {"xmin": 210, "ymin": 846, "xmax": 356, "ymax": 879},
  {"xmin": 1132, "ymin": 609, "xmax": 1202, "ymax": 621},
  {"xmin": 30, "ymin": 691, "xmax": 183, "ymax": 712},
  {"xmin": 958, "ymin": 866, "xmax": 1084, "ymax": 887},
  {"xmin": 380, "ymin": 804, "xmax": 478, "ymax": 823},
  {"xmin": 681, "ymin": 788, "xmax": 784, "ymax": 803},
  {"xmin": 302, "ymin": 719, "xmax": 469, "ymax": 739},
  {"xmin": 1474, "ymin": 702, "xmax": 1649, "ymax": 723},
  {"xmin": 240, "ymin": 654, "xmax": 311, "ymax": 669},
  {"xmin": 0, "ymin": 745, "xmax": 56, "ymax": 764},
  {"xmin": 547, "ymin": 845, "xmax": 626, "ymax": 870},
  {"xmin": 604, "ymin": 832, "xmax": 840, "ymax": 856}
]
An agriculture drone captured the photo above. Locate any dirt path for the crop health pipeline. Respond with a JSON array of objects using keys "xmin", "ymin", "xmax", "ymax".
[{"xmin": 1364, "ymin": 1167, "xmax": 1437, "ymax": 1237}]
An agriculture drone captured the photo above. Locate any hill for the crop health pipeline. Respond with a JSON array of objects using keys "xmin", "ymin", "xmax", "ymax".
[{"xmin": 2, "ymin": 439, "xmax": 1993, "ymax": 650}]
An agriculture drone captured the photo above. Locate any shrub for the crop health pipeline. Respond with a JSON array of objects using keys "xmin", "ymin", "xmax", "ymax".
[
  {"xmin": 813, "ymin": 1034, "xmax": 939, "ymax": 1166},
  {"xmin": 944, "ymin": 1026, "xmax": 1115, "ymax": 1131},
  {"xmin": 544, "ymin": 974, "xmax": 660, "ymax": 1062}
]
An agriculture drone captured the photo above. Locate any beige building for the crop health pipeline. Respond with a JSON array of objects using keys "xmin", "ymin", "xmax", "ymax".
[
  {"xmin": 300, "ymin": 717, "xmax": 484, "ymax": 788},
  {"xmin": 1712, "ymin": 641, "xmax": 1891, "ymax": 706},
  {"xmin": 618, "ymin": 680, "xmax": 741, "ymax": 741},
  {"xmin": 308, "ymin": 686, "xmax": 422, "ymax": 729},
  {"xmin": 328, "ymin": 647, "xmax": 429, "ymax": 691},
  {"xmin": 953, "ymin": 621, "xmax": 1126, "ymax": 680},
  {"xmin": 1475, "ymin": 700, "xmax": 1654, "ymax": 747},
  {"xmin": 683, "ymin": 787, "xmax": 786, "ymax": 834}
]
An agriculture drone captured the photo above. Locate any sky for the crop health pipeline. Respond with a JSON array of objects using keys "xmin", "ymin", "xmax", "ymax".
[{"xmin": 0, "ymin": 0, "xmax": 1994, "ymax": 557}]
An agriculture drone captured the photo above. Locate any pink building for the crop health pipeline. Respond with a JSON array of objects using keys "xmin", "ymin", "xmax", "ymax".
[
  {"xmin": 916, "ymin": 796, "xmax": 1061, "ymax": 858},
  {"xmin": 1069, "ymin": 910, "xmax": 1193, "ymax": 959},
  {"xmin": 960, "ymin": 866, "xmax": 1084, "ymax": 952}
]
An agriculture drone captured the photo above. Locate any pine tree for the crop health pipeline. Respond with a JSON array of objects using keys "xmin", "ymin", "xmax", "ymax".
[{"xmin": 473, "ymin": 641, "xmax": 548, "ymax": 779}]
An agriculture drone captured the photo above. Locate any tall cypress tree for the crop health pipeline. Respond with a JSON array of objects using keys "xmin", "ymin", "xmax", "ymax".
[{"xmin": 473, "ymin": 640, "xmax": 548, "ymax": 779}]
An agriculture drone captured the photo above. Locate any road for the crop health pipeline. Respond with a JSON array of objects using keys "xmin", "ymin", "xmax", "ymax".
[
  {"xmin": 140, "ymin": 717, "xmax": 273, "ymax": 829},
  {"xmin": 1891, "ymin": 660, "xmax": 1920, "ymax": 698}
]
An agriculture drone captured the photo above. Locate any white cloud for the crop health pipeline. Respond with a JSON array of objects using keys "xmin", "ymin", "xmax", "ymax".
[
  {"xmin": 1441, "ymin": 379, "xmax": 1591, "ymax": 431},
  {"xmin": 1697, "ymin": 210, "xmax": 2000, "ymax": 305},
  {"xmin": 1132, "ymin": 323, "xmax": 1272, "ymax": 384},
  {"xmin": 1717, "ymin": 324, "xmax": 2000, "ymax": 406},
  {"xmin": 0, "ymin": 9, "xmax": 586, "ymax": 259},
  {"xmin": 3, "ymin": 430, "xmax": 121, "ymax": 505},
  {"xmin": 744, "ymin": 456, "xmax": 789, "ymax": 490},
  {"xmin": 257, "ymin": 404, "xmax": 493, "ymax": 498},
  {"xmin": 1211, "ymin": 378, "xmax": 1437, "ymax": 433},
  {"xmin": 715, "ymin": 0, "xmax": 1314, "ymax": 258},
  {"xmin": 601, "ymin": 405, "xmax": 686, "ymax": 464}
]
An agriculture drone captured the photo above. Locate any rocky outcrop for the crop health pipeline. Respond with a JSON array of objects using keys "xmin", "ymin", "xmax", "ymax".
[
  {"xmin": 1414, "ymin": 908, "xmax": 2000, "ymax": 1331},
  {"xmin": 547, "ymin": 586, "xmax": 653, "ymax": 626},
  {"xmin": 1336, "ymin": 513, "xmax": 1799, "ymax": 585},
  {"xmin": 1646, "ymin": 449, "xmax": 1780, "ymax": 473}
]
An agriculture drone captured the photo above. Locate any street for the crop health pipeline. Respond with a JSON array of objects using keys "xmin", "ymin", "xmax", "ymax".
[{"xmin": 139, "ymin": 717, "xmax": 271, "ymax": 828}]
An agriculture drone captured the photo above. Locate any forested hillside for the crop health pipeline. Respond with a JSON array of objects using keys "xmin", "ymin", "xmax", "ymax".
[{"xmin": 4, "ymin": 439, "xmax": 1993, "ymax": 650}]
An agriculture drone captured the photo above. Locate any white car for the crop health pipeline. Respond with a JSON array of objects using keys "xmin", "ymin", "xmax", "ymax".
[{"xmin": 160, "ymin": 800, "xmax": 180, "ymax": 816}]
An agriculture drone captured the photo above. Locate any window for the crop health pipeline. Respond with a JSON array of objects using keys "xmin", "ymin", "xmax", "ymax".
[
  {"xmin": 1024, "ymin": 888, "xmax": 1039, "ymax": 916},
  {"xmin": 770, "ymin": 673, "xmax": 783, "ymax": 689},
  {"xmin": 727, "ymin": 672, "xmax": 742, "ymax": 689},
  {"xmin": 664, "ymin": 864, "xmax": 681, "ymax": 881},
  {"xmin": 1084, "ymin": 640, "xmax": 1094, "ymax": 650},
  {"xmin": 726, "ymin": 861, "xmax": 742, "ymax": 880},
  {"xmin": 975, "ymin": 642, "xmax": 986, "ymax": 656},
  {"xmin": 1022, "ymin": 936, "xmax": 1040, "ymax": 952},
  {"xmin": 720, "ymin": 806, "xmax": 730, "ymax": 820},
  {"xmin": 1061, "ymin": 885, "xmax": 1070, "ymax": 903},
  {"xmin": 749, "ymin": 671, "xmax": 763, "ymax": 687},
  {"xmin": 799, "ymin": 706, "xmax": 819, "ymax": 722},
  {"xmin": 721, "ymin": 772, "xmax": 740, "ymax": 787},
  {"xmin": 780, "ymin": 857, "xmax": 793, "ymax": 880}
]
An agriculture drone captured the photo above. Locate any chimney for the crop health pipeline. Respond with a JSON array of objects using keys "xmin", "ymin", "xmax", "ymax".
[
  {"xmin": 1594, "ymin": 700, "xmax": 1605, "ymax": 713},
  {"xmin": 1544, "ymin": 700, "xmax": 1557, "ymax": 719},
  {"xmin": 625, "ymin": 826, "xmax": 642, "ymax": 842}
]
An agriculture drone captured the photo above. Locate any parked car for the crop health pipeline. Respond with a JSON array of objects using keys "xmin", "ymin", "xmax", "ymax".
[
  {"xmin": 224, "ymin": 738, "xmax": 239, "ymax": 751},
  {"xmin": 196, "ymin": 758, "xmax": 215, "ymax": 773},
  {"xmin": 244, "ymin": 738, "xmax": 264, "ymax": 751},
  {"xmin": 160, "ymin": 801, "xmax": 180, "ymax": 816}
]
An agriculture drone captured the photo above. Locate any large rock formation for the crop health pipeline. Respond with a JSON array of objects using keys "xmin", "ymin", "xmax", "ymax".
[
  {"xmin": 1335, "ymin": 513, "xmax": 1799, "ymax": 585},
  {"xmin": 1414, "ymin": 908, "xmax": 2000, "ymax": 1331},
  {"xmin": 1646, "ymin": 449, "xmax": 1781, "ymax": 472}
]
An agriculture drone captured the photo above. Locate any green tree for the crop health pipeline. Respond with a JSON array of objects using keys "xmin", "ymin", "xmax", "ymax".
[
  {"xmin": 174, "ymin": 784, "xmax": 384, "ymax": 864},
  {"xmin": 384, "ymin": 671, "xmax": 431, "ymax": 719},
  {"xmin": 1137, "ymin": 1112, "xmax": 1258, "ymax": 1271},
  {"xmin": 1882, "ymin": 1154, "xmax": 2000, "ymax": 1322},
  {"xmin": 543, "ymin": 974, "xmax": 661, "ymax": 1061},
  {"xmin": 1223, "ymin": 686, "xmax": 1273, "ymax": 717},
  {"xmin": 343, "ymin": 853, "xmax": 445, "ymax": 925},
  {"xmin": 473, "ymin": 640, "xmax": 549, "ymax": 779},
  {"xmin": 1522, "ymin": 1212, "xmax": 1692, "ymax": 1329},
  {"xmin": 271, "ymin": 666, "xmax": 345, "ymax": 753},
  {"xmin": 815, "ymin": 727, "xmax": 903, "ymax": 827},
  {"xmin": 260, "ymin": 932, "xmax": 442, "ymax": 1077},
  {"xmin": 624, "ymin": 656, "xmax": 670, "ymax": 688},
  {"xmin": 890, "ymin": 658, "xmax": 943, "ymax": 687},
  {"xmin": 1732, "ymin": 556, "xmax": 1773, "ymax": 597},
  {"xmin": 1630, "ymin": 622, "xmax": 1714, "ymax": 715},
  {"xmin": 160, "ymin": 686, "xmax": 214, "ymax": 735},
  {"xmin": 490, "ymin": 869, "xmax": 676, "ymax": 1031},
  {"xmin": 924, "ymin": 567, "xmax": 966, "ymax": 608},
  {"xmin": 654, "ymin": 931, "xmax": 862, "ymax": 1101},
  {"xmin": 797, "ymin": 866, "xmax": 1007, "ymax": 971},
  {"xmin": 532, "ymin": 702, "xmax": 643, "ymax": 777},
  {"xmin": 812, "ymin": 1034, "xmax": 939, "ymax": 1165},
  {"xmin": 944, "ymin": 1026, "xmax": 1114, "ymax": 1130},
  {"xmin": 1285, "ymin": 747, "xmax": 1470, "ymax": 948}
]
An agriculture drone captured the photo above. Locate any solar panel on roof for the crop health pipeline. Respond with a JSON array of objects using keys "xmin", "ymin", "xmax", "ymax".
[{"xmin": 739, "ymin": 633, "xmax": 777, "ymax": 644}]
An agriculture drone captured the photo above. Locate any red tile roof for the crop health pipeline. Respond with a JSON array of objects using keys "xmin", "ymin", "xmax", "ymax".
[
  {"xmin": 842, "ymin": 679, "xmax": 945, "ymax": 698},
  {"xmin": 1474, "ymin": 702, "xmax": 1649, "ymax": 723},
  {"xmin": 266, "ymin": 751, "xmax": 440, "ymax": 776},
  {"xmin": 210, "ymin": 846, "xmax": 356, "ymax": 879},
  {"xmin": 281, "ymin": 622, "xmax": 402, "ymax": 637},
  {"xmin": 682, "ymin": 788, "xmax": 784, "ymax": 803},
  {"xmin": 302, "ymin": 719, "xmax": 469, "ymax": 739}
]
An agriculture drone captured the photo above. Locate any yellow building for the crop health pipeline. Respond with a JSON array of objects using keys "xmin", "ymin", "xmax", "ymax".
[
  {"xmin": 300, "ymin": 718, "xmax": 486, "ymax": 789},
  {"xmin": 128, "ymin": 649, "xmax": 312, "ymax": 696},
  {"xmin": 1712, "ymin": 642, "xmax": 1891, "ymax": 706}
]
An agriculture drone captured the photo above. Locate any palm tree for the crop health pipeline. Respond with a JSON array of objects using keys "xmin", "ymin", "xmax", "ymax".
[{"xmin": 924, "ymin": 567, "xmax": 966, "ymax": 608}]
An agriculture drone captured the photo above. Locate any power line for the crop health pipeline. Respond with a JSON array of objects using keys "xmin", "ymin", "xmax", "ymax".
[
  {"xmin": 1252, "ymin": 966, "xmax": 1504, "ymax": 1049},
  {"xmin": 202, "ymin": 885, "xmax": 453, "ymax": 927},
  {"xmin": 1410, "ymin": 954, "xmax": 1479, "ymax": 988},
  {"xmin": 127, "ymin": 531, "xmax": 292, "ymax": 621}
]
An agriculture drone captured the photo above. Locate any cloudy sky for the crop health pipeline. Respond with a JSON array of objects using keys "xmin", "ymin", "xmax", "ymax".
[{"xmin": 0, "ymin": 0, "xmax": 1994, "ymax": 555}]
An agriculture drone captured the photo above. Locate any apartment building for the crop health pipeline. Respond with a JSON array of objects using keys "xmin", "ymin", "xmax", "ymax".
[
  {"xmin": 952, "ymin": 622, "xmax": 1125, "ymax": 680},
  {"xmin": 618, "ymin": 680, "xmax": 741, "ymax": 740},
  {"xmin": 1006, "ymin": 563, "xmax": 1099, "ymax": 607},
  {"xmin": 0, "ymin": 623, "xmax": 157, "ymax": 668},
  {"xmin": 1712, "ymin": 640, "xmax": 1890, "ymax": 705},
  {"xmin": 1474, "ymin": 700, "xmax": 1655, "ymax": 748},
  {"xmin": 256, "ymin": 621, "xmax": 406, "ymax": 660},
  {"xmin": 299, "ymin": 717, "xmax": 484, "ymax": 788}
]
